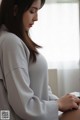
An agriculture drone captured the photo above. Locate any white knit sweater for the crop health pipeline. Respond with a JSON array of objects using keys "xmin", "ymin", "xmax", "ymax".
[{"xmin": 0, "ymin": 25, "xmax": 59, "ymax": 120}]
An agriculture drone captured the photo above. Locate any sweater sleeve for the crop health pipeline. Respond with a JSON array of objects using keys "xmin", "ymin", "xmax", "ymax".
[{"xmin": 1, "ymin": 33, "xmax": 59, "ymax": 120}]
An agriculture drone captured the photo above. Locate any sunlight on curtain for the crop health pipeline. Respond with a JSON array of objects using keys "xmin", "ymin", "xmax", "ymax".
[
  {"xmin": 30, "ymin": 2, "xmax": 80, "ymax": 97},
  {"xmin": 30, "ymin": 3, "xmax": 79, "ymax": 69}
]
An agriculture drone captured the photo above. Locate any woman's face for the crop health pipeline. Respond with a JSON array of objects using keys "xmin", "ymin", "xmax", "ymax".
[{"xmin": 23, "ymin": 0, "xmax": 41, "ymax": 31}]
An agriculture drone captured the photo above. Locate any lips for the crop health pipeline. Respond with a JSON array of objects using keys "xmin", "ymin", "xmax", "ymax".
[
  {"xmin": 29, "ymin": 24, "xmax": 32, "ymax": 27},
  {"xmin": 30, "ymin": 23, "xmax": 34, "ymax": 26}
]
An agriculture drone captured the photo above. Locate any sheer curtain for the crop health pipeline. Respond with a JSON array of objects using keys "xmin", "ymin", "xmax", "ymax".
[{"xmin": 30, "ymin": 0, "xmax": 80, "ymax": 97}]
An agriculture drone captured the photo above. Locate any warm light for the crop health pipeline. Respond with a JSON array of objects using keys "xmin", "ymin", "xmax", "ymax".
[{"xmin": 30, "ymin": 3, "xmax": 79, "ymax": 68}]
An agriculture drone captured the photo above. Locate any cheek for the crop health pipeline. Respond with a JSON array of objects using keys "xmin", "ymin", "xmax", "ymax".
[
  {"xmin": 23, "ymin": 15, "xmax": 28, "ymax": 25},
  {"xmin": 23, "ymin": 11, "xmax": 30, "ymax": 23},
  {"xmin": 23, "ymin": 16, "xmax": 32, "ymax": 31}
]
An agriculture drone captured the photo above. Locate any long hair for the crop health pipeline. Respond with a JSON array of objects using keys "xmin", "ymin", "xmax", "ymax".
[{"xmin": 0, "ymin": 0, "xmax": 45, "ymax": 62}]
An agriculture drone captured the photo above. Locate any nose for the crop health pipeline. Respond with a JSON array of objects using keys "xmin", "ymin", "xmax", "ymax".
[{"xmin": 33, "ymin": 13, "xmax": 38, "ymax": 21}]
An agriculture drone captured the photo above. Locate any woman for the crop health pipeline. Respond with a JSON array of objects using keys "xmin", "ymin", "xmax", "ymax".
[{"xmin": 0, "ymin": 0, "xmax": 80, "ymax": 120}]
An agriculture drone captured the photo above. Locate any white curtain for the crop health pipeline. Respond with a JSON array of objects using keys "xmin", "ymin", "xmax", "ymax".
[{"xmin": 30, "ymin": 0, "xmax": 80, "ymax": 97}]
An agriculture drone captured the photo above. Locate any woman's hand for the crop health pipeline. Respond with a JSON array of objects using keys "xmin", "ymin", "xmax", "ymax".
[{"xmin": 57, "ymin": 94, "xmax": 80, "ymax": 112}]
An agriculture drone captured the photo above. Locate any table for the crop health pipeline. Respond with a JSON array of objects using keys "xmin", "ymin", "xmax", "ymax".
[{"xmin": 59, "ymin": 109, "xmax": 80, "ymax": 120}]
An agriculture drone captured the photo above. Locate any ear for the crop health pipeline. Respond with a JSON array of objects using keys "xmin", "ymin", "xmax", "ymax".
[{"xmin": 13, "ymin": 5, "xmax": 18, "ymax": 16}]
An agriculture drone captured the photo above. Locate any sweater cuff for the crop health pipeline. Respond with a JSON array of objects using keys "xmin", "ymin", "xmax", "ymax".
[{"xmin": 45, "ymin": 101, "xmax": 59, "ymax": 120}]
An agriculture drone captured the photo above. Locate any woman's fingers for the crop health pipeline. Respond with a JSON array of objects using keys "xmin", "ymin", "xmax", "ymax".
[{"xmin": 57, "ymin": 94, "xmax": 80, "ymax": 112}]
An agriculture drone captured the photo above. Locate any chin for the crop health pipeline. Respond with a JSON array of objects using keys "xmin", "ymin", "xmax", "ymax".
[{"xmin": 25, "ymin": 28, "xmax": 29, "ymax": 32}]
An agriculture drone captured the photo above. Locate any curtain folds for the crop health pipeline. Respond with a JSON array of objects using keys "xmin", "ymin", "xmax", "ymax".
[{"xmin": 57, "ymin": 61, "xmax": 80, "ymax": 97}]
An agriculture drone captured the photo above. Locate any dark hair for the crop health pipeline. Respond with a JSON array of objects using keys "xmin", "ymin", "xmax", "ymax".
[{"xmin": 0, "ymin": 0, "xmax": 45, "ymax": 62}]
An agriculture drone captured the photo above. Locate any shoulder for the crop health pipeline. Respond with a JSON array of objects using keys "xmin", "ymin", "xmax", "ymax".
[
  {"xmin": 0, "ymin": 31, "xmax": 27, "ymax": 53},
  {"xmin": 1, "ymin": 32, "xmax": 22, "ymax": 47},
  {"xmin": 0, "ymin": 31, "xmax": 30, "ymax": 60}
]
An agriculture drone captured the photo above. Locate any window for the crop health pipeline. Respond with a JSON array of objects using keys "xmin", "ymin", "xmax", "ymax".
[{"xmin": 30, "ymin": 2, "xmax": 79, "ymax": 69}]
